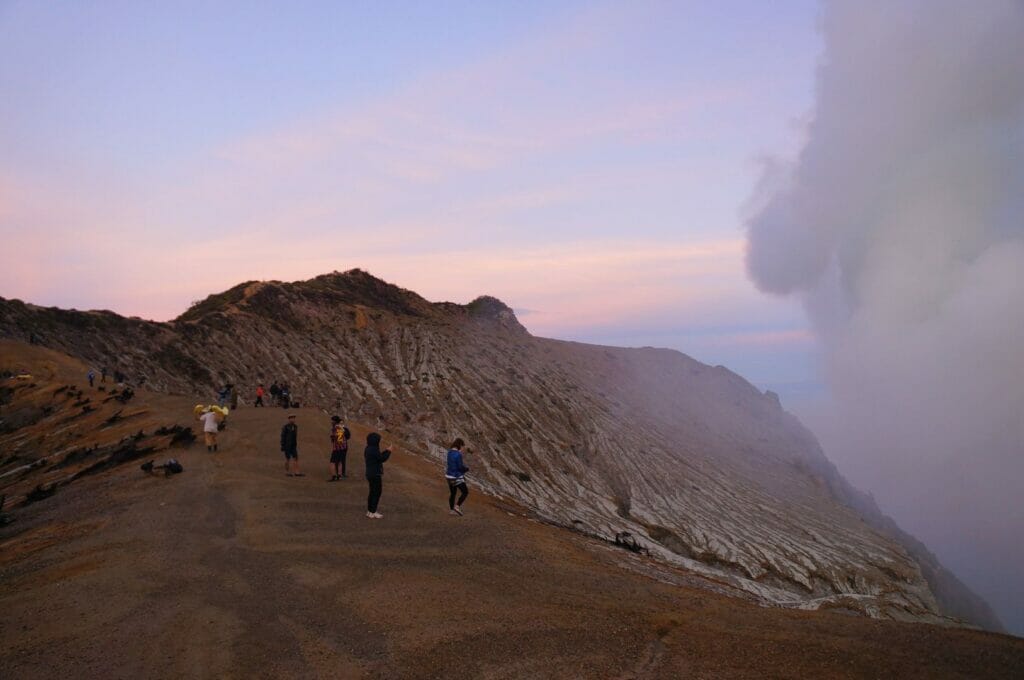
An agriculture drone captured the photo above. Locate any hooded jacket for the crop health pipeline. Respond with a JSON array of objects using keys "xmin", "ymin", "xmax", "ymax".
[
  {"xmin": 445, "ymin": 449, "xmax": 469, "ymax": 479},
  {"xmin": 364, "ymin": 432, "xmax": 391, "ymax": 478},
  {"xmin": 280, "ymin": 422, "xmax": 298, "ymax": 452}
]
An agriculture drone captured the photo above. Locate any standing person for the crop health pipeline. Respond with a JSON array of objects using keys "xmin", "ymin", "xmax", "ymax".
[
  {"xmin": 280, "ymin": 414, "xmax": 303, "ymax": 477},
  {"xmin": 328, "ymin": 416, "xmax": 351, "ymax": 481},
  {"xmin": 269, "ymin": 382, "xmax": 280, "ymax": 405},
  {"xmin": 229, "ymin": 384, "xmax": 239, "ymax": 410},
  {"xmin": 101, "ymin": 366, "xmax": 108, "ymax": 383},
  {"xmin": 198, "ymin": 409, "xmax": 220, "ymax": 452},
  {"xmin": 445, "ymin": 438, "xmax": 470, "ymax": 516},
  {"xmin": 364, "ymin": 433, "xmax": 392, "ymax": 518},
  {"xmin": 87, "ymin": 370, "xmax": 95, "ymax": 387},
  {"xmin": 254, "ymin": 383, "xmax": 265, "ymax": 407}
]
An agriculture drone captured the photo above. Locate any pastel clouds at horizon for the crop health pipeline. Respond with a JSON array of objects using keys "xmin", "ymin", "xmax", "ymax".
[{"xmin": 0, "ymin": 0, "xmax": 819, "ymax": 386}]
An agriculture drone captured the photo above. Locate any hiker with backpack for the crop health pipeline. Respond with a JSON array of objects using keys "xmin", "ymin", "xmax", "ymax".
[
  {"xmin": 329, "ymin": 416, "xmax": 351, "ymax": 481},
  {"xmin": 364, "ymin": 433, "xmax": 392, "ymax": 518},
  {"xmin": 445, "ymin": 438, "xmax": 470, "ymax": 516}
]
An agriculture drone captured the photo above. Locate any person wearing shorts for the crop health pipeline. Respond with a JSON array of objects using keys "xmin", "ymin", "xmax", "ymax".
[
  {"xmin": 280, "ymin": 414, "xmax": 303, "ymax": 476},
  {"xmin": 199, "ymin": 410, "xmax": 219, "ymax": 452},
  {"xmin": 329, "ymin": 416, "xmax": 350, "ymax": 481}
]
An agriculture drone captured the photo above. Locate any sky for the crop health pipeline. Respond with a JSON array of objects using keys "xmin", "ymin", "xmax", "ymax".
[
  {"xmin": 3, "ymin": 0, "xmax": 1021, "ymax": 637},
  {"xmin": 0, "ymin": 0, "xmax": 821, "ymax": 395}
]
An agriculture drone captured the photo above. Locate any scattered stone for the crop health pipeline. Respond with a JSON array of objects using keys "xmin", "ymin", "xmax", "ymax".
[
  {"xmin": 614, "ymin": 531, "xmax": 647, "ymax": 555},
  {"xmin": 140, "ymin": 458, "xmax": 184, "ymax": 476},
  {"xmin": 154, "ymin": 424, "xmax": 196, "ymax": 448},
  {"xmin": 21, "ymin": 483, "xmax": 58, "ymax": 506}
]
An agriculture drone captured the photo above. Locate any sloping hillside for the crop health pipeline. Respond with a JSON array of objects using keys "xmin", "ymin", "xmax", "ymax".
[
  {"xmin": 0, "ymin": 270, "xmax": 1000, "ymax": 629},
  {"xmin": 2, "ymin": 342, "xmax": 1022, "ymax": 678}
]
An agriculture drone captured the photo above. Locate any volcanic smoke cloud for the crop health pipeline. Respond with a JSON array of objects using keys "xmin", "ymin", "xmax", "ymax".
[{"xmin": 745, "ymin": 0, "xmax": 1024, "ymax": 633}]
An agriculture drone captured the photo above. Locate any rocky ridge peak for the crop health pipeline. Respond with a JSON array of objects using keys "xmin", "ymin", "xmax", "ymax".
[
  {"xmin": 177, "ymin": 269, "xmax": 527, "ymax": 335},
  {"xmin": 465, "ymin": 295, "xmax": 527, "ymax": 335}
]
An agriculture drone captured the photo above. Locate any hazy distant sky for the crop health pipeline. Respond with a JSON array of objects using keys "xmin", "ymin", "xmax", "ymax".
[{"xmin": 0, "ymin": 0, "xmax": 821, "ymax": 395}]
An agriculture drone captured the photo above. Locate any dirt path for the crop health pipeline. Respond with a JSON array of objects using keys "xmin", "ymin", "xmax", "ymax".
[{"xmin": 1, "ymin": 362, "xmax": 1023, "ymax": 678}]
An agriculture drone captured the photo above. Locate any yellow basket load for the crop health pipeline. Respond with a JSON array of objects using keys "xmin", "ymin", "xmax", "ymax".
[{"xmin": 194, "ymin": 404, "xmax": 229, "ymax": 421}]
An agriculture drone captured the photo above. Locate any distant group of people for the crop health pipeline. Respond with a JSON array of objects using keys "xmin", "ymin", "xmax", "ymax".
[
  {"xmin": 250, "ymin": 382, "xmax": 298, "ymax": 408},
  {"xmin": 277, "ymin": 413, "xmax": 471, "ymax": 519},
  {"xmin": 200, "ymin": 381, "xmax": 299, "ymax": 410},
  {"xmin": 268, "ymin": 382, "xmax": 297, "ymax": 408},
  {"xmin": 86, "ymin": 366, "xmax": 127, "ymax": 387},
  {"xmin": 189, "ymin": 381, "xmax": 472, "ymax": 517}
]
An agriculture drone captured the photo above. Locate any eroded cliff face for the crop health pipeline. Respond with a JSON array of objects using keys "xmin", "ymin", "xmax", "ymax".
[{"xmin": 0, "ymin": 269, "xmax": 998, "ymax": 628}]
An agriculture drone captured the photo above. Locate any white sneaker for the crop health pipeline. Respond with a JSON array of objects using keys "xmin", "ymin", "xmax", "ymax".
[
  {"xmin": 366, "ymin": 511, "xmax": 374, "ymax": 519},
  {"xmin": 453, "ymin": 506, "xmax": 464, "ymax": 516},
  {"xmin": 449, "ymin": 509, "xmax": 459, "ymax": 516},
  {"xmin": 372, "ymin": 512, "xmax": 384, "ymax": 519}
]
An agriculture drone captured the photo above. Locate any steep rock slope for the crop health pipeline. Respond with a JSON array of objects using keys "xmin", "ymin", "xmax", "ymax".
[{"xmin": 0, "ymin": 270, "xmax": 1000, "ymax": 628}]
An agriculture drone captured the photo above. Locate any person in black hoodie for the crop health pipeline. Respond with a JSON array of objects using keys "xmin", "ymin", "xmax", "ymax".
[{"xmin": 364, "ymin": 432, "xmax": 392, "ymax": 518}]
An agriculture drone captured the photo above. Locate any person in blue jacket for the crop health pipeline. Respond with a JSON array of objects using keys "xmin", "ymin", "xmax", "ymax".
[
  {"xmin": 364, "ymin": 432, "xmax": 392, "ymax": 519},
  {"xmin": 445, "ymin": 438, "xmax": 470, "ymax": 516}
]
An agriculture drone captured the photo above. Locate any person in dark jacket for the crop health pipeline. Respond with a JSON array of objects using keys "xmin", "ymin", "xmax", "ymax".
[
  {"xmin": 445, "ymin": 438, "xmax": 470, "ymax": 515},
  {"xmin": 280, "ymin": 414, "xmax": 303, "ymax": 477},
  {"xmin": 364, "ymin": 432, "xmax": 392, "ymax": 518},
  {"xmin": 329, "ymin": 416, "xmax": 351, "ymax": 481}
]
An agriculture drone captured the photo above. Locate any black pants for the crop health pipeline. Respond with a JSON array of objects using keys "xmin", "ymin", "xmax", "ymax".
[
  {"xmin": 448, "ymin": 480, "xmax": 468, "ymax": 509},
  {"xmin": 367, "ymin": 476, "xmax": 383, "ymax": 513},
  {"xmin": 331, "ymin": 450, "xmax": 347, "ymax": 476},
  {"xmin": 255, "ymin": 396, "xmax": 264, "ymax": 407}
]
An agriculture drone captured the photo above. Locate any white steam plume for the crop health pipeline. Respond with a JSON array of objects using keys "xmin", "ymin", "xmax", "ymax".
[{"xmin": 746, "ymin": 0, "xmax": 1024, "ymax": 633}]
